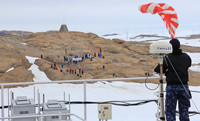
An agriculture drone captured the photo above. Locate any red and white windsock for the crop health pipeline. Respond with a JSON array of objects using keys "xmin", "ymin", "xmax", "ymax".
[{"xmin": 139, "ymin": 3, "xmax": 179, "ymax": 39}]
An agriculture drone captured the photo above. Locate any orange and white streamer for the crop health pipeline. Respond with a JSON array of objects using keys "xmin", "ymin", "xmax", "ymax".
[{"xmin": 139, "ymin": 3, "xmax": 179, "ymax": 38}]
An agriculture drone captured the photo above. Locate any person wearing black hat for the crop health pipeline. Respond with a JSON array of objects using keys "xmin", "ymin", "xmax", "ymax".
[{"xmin": 154, "ymin": 38, "xmax": 192, "ymax": 121}]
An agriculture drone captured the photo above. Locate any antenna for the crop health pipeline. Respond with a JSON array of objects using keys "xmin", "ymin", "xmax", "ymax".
[
  {"xmin": 126, "ymin": 32, "xmax": 129, "ymax": 41},
  {"xmin": 150, "ymin": 42, "xmax": 172, "ymax": 121},
  {"xmin": 63, "ymin": 17, "xmax": 65, "ymax": 24}
]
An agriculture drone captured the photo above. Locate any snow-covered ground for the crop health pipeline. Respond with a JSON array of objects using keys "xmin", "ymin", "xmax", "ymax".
[
  {"xmin": 187, "ymin": 53, "xmax": 200, "ymax": 71},
  {"xmin": 1, "ymin": 55, "xmax": 200, "ymax": 121},
  {"xmin": 6, "ymin": 67, "xmax": 14, "ymax": 73},
  {"xmin": 179, "ymin": 38, "xmax": 200, "ymax": 47},
  {"xmin": 26, "ymin": 56, "xmax": 51, "ymax": 82},
  {"xmin": 103, "ymin": 33, "xmax": 200, "ymax": 47}
]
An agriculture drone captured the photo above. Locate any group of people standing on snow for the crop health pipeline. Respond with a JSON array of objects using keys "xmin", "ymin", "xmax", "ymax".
[
  {"xmin": 50, "ymin": 62, "xmax": 85, "ymax": 77},
  {"xmin": 41, "ymin": 47, "xmax": 109, "ymax": 78}
]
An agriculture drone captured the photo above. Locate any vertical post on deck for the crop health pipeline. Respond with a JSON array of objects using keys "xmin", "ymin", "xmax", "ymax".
[
  {"xmin": 84, "ymin": 80, "xmax": 87, "ymax": 121},
  {"xmin": 1, "ymin": 85, "xmax": 5, "ymax": 121},
  {"xmin": 34, "ymin": 87, "xmax": 36, "ymax": 102},
  {"xmin": 7, "ymin": 88, "xmax": 10, "ymax": 118},
  {"xmin": 37, "ymin": 89, "xmax": 40, "ymax": 115},
  {"xmin": 59, "ymin": 112, "xmax": 61, "ymax": 121},
  {"xmin": 159, "ymin": 55, "xmax": 165, "ymax": 121},
  {"xmin": 69, "ymin": 94, "xmax": 71, "ymax": 120}
]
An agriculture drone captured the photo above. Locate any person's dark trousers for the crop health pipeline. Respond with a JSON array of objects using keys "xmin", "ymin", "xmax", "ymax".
[{"xmin": 165, "ymin": 85, "xmax": 190, "ymax": 121}]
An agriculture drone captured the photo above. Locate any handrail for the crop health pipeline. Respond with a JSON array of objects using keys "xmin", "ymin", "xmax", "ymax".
[
  {"xmin": 1, "ymin": 76, "xmax": 161, "ymax": 121},
  {"xmin": 0, "ymin": 71, "xmax": 199, "ymax": 86},
  {"xmin": 0, "ymin": 113, "xmax": 85, "ymax": 121},
  {"xmin": 188, "ymin": 70, "xmax": 200, "ymax": 73},
  {"xmin": 0, "ymin": 77, "xmax": 161, "ymax": 86}
]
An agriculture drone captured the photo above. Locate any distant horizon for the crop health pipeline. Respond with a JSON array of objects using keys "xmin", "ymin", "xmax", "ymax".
[{"xmin": 1, "ymin": 26, "xmax": 200, "ymax": 38}]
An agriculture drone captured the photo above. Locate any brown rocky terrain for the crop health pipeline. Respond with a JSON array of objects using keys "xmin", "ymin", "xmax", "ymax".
[
  {"xmin": 0, "ymin": 37, "xmax": 33, "ymax": 83},
  {"xmin": 0, "ymin": 30, "xmax": 200, "ymax": 86}
]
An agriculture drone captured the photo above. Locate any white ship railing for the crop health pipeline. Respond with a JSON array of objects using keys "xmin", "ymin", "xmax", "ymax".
[
  {"xmin": 0, "ymin": 113, "xmax": 85, "ymax": 121},
  {"xmin": 0, "ymin": 71, "xmax": 199, "ymax": 121},
  {"xmin": 0, "ymin": 77, "xmax": 161, "ymax": 121}
]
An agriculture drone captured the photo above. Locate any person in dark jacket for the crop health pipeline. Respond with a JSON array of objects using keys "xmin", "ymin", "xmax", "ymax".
[
  {"xmin": 154, "ymin": 38, "xmax": 192, "ymax": 121},
  {"xmin": 41, "ymin": 54, "xmax": 43, "ymax": 58},
  {"xmin": 64, "ymin": 56, "xmax": 67, "ymax": 61}
]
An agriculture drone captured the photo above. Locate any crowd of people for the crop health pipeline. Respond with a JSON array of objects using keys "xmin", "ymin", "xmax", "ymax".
[
  {"xmin": 51, "ymin": 62, "xmax": 84, "ymax": 77},
  {"xmin": 40, "ymin": 48, "xmax": 117, "ymax": 78}
]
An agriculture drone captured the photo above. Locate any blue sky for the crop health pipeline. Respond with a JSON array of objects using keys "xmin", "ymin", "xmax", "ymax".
[{"xmin": 0, "ymin": 0, "xmax": 200, "ymax": 35}]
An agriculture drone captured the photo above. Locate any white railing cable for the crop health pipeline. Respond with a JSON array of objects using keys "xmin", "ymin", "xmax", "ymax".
[{"xmin": 0, "ymin": 77, "xmax": 162, "ymax": 86}]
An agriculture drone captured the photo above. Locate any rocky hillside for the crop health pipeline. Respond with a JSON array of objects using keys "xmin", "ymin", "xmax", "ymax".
[
  {"xmin": 0, "ymin": 31, "xmax": 200, "ymax": 86},
  {"xmin": 0, "ymin": 37, "xmax": 33, "ymax": 84}
]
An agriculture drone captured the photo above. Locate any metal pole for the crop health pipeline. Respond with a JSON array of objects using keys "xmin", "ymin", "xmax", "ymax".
[
  {"xmin": 59, "ymin": 112, "xmax": 61, "ymax": 121},
  {"xmin": 34, "ymin": 87, "xmax": 36, "ymax": 102},
  {"xmin": 64, "ymin": 92, "xmax": 66, "ymax": 102},
  {"xmin": 126, "ymin": 32, "xmax": 129, "ymax": 41},
  {"xmin": 1, "ymin": 85, "xmax": 5, "ymax": 121},
  {"xmin": 7, "ymin": 88, "xmax": 9, "ymax": 118},
  {"xmin": 159, "ymin": 55, "xmax": 165, "ymax": 121},
  {"xmin": 37, "ymin": 90, "xmax": 40, "ymax": 115},
  {"xmin": 156, "ymin": 94, "xmax": 160, "ymax": 121},
  {"xmin": 69, "ymin": 94, "xmax": 71, "ymax": 120},
  {"xmin": 43, "ymin": 94, "xmax": 45, "ymax": 104},
  {"xmin": 84, "ymin": 80, "xmax": 87, "ymax": 121},
  {"xmin": 11, "ymin": 91, "xmax": 14, "ymax": 100}
]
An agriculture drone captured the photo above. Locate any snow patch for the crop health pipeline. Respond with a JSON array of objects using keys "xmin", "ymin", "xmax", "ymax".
[
  {"xmin": 21, "ymin": 43, "xmax": 27, "ymax": 45},
  {"xmin": 187, "ymin": 53, "xmax": 200, "ymax": 65},
  {"xmin": 6, "ymin": 67, "xmax": 14, "ymax": 72},
  {"xmin": 25, "ymin": 56, "xmax": 51, "ymax": 82}
]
